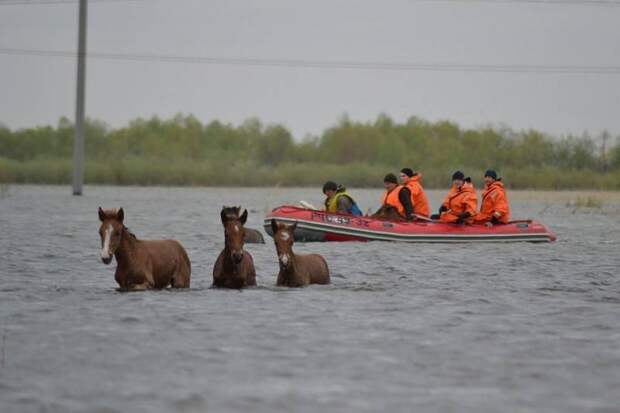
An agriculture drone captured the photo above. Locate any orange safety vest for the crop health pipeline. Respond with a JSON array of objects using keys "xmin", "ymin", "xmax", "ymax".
[
  {"xmin": 381, "ymin": 186, "xmax": 406, "ymax": 217},
  {"xmin": 403, "ymin": 175, "xmax": 430, "ymax": 217},
  {"xmin": 440, "ymin": 184, "xmax": 478, "ymax": 223},
  {"xmin": 474, "ymin": 181, "xmax": 510, "ymax": 224}
]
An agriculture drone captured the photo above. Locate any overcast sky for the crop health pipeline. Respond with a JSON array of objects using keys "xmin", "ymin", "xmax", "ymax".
[{"xmin": 1, "ymin": 0, "xmax": 619, "ymax": 139}]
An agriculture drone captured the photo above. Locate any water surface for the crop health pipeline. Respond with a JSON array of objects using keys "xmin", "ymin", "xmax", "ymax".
[{"xmin": 1, "ymin": 186, "xmax": 619, "ymax": 412}]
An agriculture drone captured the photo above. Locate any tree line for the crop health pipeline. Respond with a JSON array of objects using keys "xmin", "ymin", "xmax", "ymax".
[{"xmin": 1, "ymin": 114, "xmax": 619, "ymax": 189}]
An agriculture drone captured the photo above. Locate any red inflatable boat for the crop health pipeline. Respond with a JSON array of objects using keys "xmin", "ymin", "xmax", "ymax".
[{"xmin": 264, "ymin": 205, "xmax": 556, "ymax": 243}]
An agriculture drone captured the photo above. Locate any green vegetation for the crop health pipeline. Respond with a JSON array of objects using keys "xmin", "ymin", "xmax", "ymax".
[
  {"xmin": 567, "ymin": 196, "xmax": 604, "ymax": 209},
  {"xmin": 1, "ymin": 114, "xmax": 619, "ymax": 189}
]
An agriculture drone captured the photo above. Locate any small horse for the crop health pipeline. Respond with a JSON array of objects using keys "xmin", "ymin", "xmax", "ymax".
[
  {"xmin": 212, "ymin": 206, "xmax": 257, "ymax": 289},
  {"xmin": 98, "ymin": 207, "xmax": 191, "ymax": 291},
  {"xmin": 244, "ymin": 228, "xmax": 265, "ymax": 244},
  {"xmin": 370, "ymin": 205, "xmax": 407, "ymax": 222},
  {"xmin": 271, "ymin": 219, "xmax": 330, "ymax": 287}
]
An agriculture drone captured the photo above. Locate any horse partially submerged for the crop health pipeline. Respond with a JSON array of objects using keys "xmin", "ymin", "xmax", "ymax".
[
  {"xmin": 98, "ymin": 207, "xmax": 191, "ymax": 291},
  {"xmin": 212, "ymin": 206, "xmax": 257, "ymax": 289},
  {"xmin": 244, "ymin": 228, "xmax": 265, "ymax": 244},
  {"xmin": 271, "ymin": 219, "xmax": 330, "ymax": 287}
]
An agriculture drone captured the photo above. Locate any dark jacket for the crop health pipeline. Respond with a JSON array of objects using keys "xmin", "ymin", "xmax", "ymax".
[{"xmin": 398, "ymin": 187, "xmax": 415, "ymax": 220}]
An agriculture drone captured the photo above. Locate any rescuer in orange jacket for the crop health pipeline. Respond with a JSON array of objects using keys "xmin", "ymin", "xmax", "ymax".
[
  {"xmin": 436, "ymin": 171, "xmax": 478, "ymax": 224},
  {"xmin": 398, "ymin": 168, "xmax": 430, "ymax": 218},
  {"xmin": 474, "ymin": 169, "xmax": 511, "ymax": 225},
  {"xmin": 379, "ymin": 173, "xmax": 415, "ymax": 220}
]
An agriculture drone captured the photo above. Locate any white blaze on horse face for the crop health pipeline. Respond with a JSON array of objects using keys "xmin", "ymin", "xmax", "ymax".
[
  {"xmin": 279, "ymin": 253, "xmax": 289, "ymax": 266},
  {"xmin": 234, "ymin": 225, "xmax": 239, "ymax": 233},
  {"xmin": 101, "ymin": 224, "xmax": 113, "ymax": 260},
  {"xmin": 279, "ymin": 231, "xmax": 290, "ymax": 241}
]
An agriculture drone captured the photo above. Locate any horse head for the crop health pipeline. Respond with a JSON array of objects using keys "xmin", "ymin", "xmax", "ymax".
[
  {"xmin": 98, "ymin": 207, "xmax": 125, "ymax": 265},
  {"xmin": 271, "ymin": 219, "xmax": 297, "ymax": 271},
  {"xmin": 221, "ymin": 206, "xmax": 248, "ymax": 264}
]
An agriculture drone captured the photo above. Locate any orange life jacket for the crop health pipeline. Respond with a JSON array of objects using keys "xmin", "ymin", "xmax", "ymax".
[
  {"xmin": 403, "ymin": 175, "xmax": 430, "ymax": 217},
  {"xmin": 440, "ymin": 183, "xmax": 478, "ymax": 223},
  {"xmin": 474, "ymin": 180, "xmax": 510, "ymax": 224},
  {"xmin": 381, "ymin": 186, "xmax": 406, "ymax": 217}
]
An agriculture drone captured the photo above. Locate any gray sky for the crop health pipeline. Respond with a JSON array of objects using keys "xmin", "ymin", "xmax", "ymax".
[{"xmin": 1, "ymin": 0, "xmax": 619, "ymax": 139}]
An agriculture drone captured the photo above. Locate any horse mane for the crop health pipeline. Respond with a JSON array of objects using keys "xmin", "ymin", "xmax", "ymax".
[{"xmin": 122, "ymin": 225, "xmax": 137, "ymax": 239}]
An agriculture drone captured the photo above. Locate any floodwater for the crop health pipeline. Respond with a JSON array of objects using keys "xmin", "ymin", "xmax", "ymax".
[{"xmin": 1, "ymin": 185, "xmax": 619, "ymax": 413}]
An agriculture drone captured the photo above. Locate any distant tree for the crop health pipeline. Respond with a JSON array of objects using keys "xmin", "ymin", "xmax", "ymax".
[
  {"xmin": 255, "ymin": 125, "xmax": 294, "ymax": 166},
  {"xmin": 0, "ymin": 114, "xmax": 618, "ymax": 189},
  {"xmin": 610, "ymin": 138, "xmax": 620, "ymax": 169}
]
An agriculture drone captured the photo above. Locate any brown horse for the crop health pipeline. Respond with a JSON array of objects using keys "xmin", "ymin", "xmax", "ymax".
[
  {"xmin": 244, "ymin": 228, "xmax": 265, "ymax": 244},
  {"xmin": 98, "ymin": 207, "xmax": 191, "ymax": 291},
  {"xmin": 212, "ymin": 206, "xmax": 257, "ymax": 289},
  {"xmin": 370, "ymin": 205, "xmax": 407, "ymax": 222},
  {"xmin": 271, "ymin": 219, "xmax": 330, "ymax": 287}
]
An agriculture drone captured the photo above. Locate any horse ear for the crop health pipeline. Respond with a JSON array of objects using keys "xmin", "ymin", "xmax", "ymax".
[
  {"xmin": 271, "ymin": 218, "xmax": 278, "ymax": 234},
  {"xmin": 240, "ymin": 209, "xmax": 248, "ymax": 225},
  {"xmin": 290, "ymin": 222, "xmax": 297, "ymax": 233},
  {"xmin": 221, "ymin": 209, "xmax": 228, "ymax": 225},
  {"xmin": 98, "ymin": 207, "xmax": 105, "ymax": 222},
  {"xmin": 117, "ymin": 208, "xmax": 124, "ymax": 223}
]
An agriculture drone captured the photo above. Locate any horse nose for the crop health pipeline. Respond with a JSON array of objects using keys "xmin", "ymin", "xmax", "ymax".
[
  {"xmin": 279, "ymin": 254, "xmax": 289, "ymax": 267},
  {"xmin": 232, "ymin": 251, "xmax": 244, "ymax": 263}
]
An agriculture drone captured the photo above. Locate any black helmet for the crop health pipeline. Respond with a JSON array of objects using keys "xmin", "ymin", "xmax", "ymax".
[
  {"xmin": 383, "ymin": 173, "xmax": 398, "ymax": 184},
  {"xmin": 484, "ymin": 169, "xmax": 498, "ymax": 180},
  {"xmin": 323, "ymin": 181, "xmax": 338, "ymax": 194}
]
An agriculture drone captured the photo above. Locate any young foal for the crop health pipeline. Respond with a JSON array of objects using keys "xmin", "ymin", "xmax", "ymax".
[
  {"xmin": 271, "ymin": 219, "xmax": 330, "ymax": 287},
  {"xmin": 212, "ymin": 207, "xmax": 257, "ymax": 289},
  {"xmin": 98, "ymin": 207, "xmax": 191, "ymax": 291}
]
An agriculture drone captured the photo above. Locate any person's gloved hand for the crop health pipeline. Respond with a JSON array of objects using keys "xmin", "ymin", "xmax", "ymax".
[
  {"xmin": 455, "ymin": 212, "xmax": 470, "ymax": 224},
  {"xmin": 439, "ymin": 205, "xmax": 448, "ymax": 214}
]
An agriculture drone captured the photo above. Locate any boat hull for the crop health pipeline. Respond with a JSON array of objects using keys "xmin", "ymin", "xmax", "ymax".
[{"xmin": 264, "ymin": 206, "xmax": 556, "ymax": 243}]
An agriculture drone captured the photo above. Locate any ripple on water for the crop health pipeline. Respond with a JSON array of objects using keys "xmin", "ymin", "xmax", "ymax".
[{"xmin": 1, "ymin": 186, "xmax": 620, "ymax": 413}]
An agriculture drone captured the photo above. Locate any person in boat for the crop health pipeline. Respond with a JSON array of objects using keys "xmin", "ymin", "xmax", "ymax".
[
  {"xmin": 379, "ymin": 173, "xmax": 415, "ymax": 221},
  {"xmin": 434, "ymin": 170, "xmax": 477, "ymax": 224},
  {"xmin": 473, "ymin": 169, "xmax": 511, "ymax": 226},
  {"xmin": 399, "ymin": 168, "xmax": 430, "ymax": 218},
  {"xmin": 323, "ymin": 181, "xmax": 363, "ymax": 216}
]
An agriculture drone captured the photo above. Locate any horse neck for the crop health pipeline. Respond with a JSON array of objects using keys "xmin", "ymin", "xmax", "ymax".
[
  {"xmin": 221, "ymin": 248, "xmax": 238, "ymax": 274},
  {"xmin": 114, "ymin": 227, "xmax": 138, "ymax": 267}
]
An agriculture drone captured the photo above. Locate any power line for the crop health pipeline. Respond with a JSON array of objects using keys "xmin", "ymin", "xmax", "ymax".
[
  {"xmin": 410, "ymin": 0, "xmax": 620, "ymax": 5},
  {"xmin": 0, "ymin": 0, "xmax": 143, "ymax": 5},
  {"xmin": 1, "ymin": 47, "xmax": 620, "ymax": 74},
  {"xmin": 1, "ymin": 0, "xmax": 620, "ymax": 5}
]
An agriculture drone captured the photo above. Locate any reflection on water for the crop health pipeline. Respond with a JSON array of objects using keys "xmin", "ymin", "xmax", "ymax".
[{"xmin": 0, "ymin": 186, "xmax": 619, "ymax": 413}]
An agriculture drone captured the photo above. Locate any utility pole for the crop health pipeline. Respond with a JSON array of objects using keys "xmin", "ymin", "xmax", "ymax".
[
  {"xmin": 72, "ymin": 0, "xmax": 88, "ymax": 195},
  {"xmin": 600, "ymin": 130, "xmax": 610, "ymax": 172}
]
